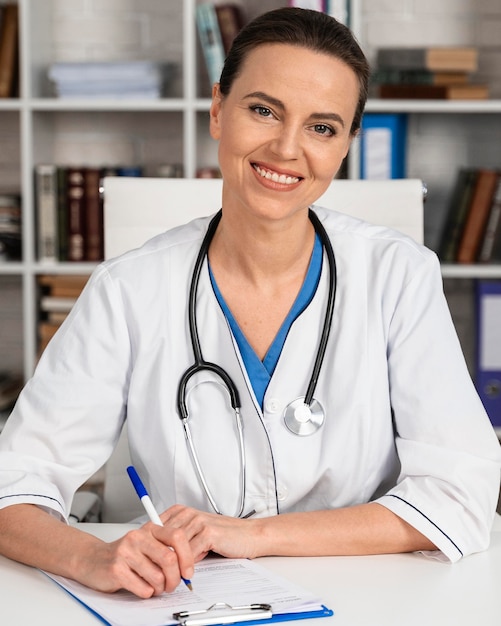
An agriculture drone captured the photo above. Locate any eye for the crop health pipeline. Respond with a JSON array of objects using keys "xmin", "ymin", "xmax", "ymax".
[
  {"xmin": 312, "ymin": 123, "xmax": 335, "ymax": 137},
  {"xmin": 250, "ymin": 105, "xmax": 273, "ymax": 118}
]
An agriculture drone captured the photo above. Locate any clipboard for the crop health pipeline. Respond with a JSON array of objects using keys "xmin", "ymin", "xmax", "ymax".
[
  {"xmin": 43, "ymin": 555, "xmax": 334, "ymax": 626},
  {"xmin": 172, "ymin": 602, "xmax": 333, "ymax": 626}
]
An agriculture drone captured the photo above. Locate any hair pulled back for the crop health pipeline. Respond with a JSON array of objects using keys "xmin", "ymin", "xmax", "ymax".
[{"xmin": 219, "ymin": 7, "xmax": 369, "ymax": 135}]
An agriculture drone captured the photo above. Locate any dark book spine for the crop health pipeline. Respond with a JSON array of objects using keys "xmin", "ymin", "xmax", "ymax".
[
  {"xmin": 56, "ymin": 167, "xmax": 68, "ymax": 261},
  {"xmin": 84, "ymin": 167, "xmax": 103, "ymax": 261},
  {"xmin": 0, "ymin": 3, "xmax": 19, "ymax": 98},
  {"xmin": 439, "ymin": 169, "xmax": 477, "ymax": 263},
  {"xmin": 66, "ymin": 168, "xmax": 86, "ymax": 262},
  {"xmin": 215, "ymin": 4, "xmax": 244, "ymax": 54}
]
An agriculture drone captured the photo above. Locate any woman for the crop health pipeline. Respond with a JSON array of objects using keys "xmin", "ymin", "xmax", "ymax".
[{"xmin": 0, "ymin": 8, "xmax": 499, "ymax": 599}]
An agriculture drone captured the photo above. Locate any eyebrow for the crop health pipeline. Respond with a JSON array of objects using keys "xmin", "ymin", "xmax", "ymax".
[{"xmin": 243, "ymin": 91, "xmax": 346, "ymax": 128}]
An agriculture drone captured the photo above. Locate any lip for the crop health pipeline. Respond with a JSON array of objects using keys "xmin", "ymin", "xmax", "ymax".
[{"xmin": 251, "ymin": 162, "xmax": 304, "ymax": 189}]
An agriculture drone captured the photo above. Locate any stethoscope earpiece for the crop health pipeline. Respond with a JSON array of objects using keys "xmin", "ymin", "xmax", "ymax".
[{"xmin": 283, "ymin": 397, "xmax": 325, "ymax": 436}]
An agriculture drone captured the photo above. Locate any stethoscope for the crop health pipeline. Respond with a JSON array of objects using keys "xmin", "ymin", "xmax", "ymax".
[{"xmin": 176, "ymin": 208, "xmax": 337, "ymax": 517}]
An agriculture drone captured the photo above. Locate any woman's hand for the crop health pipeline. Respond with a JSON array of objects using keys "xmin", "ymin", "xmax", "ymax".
[
  {"xmin": 80, "ymin": 522, "xmax": 195, "ymax": 598},
  {"xmin": 159, "ymin": 505, "xmax": 261, "ymax": 562},
  {"xmin": 0, "ymin": 504, "xmax": 194, "ymax": 598}
]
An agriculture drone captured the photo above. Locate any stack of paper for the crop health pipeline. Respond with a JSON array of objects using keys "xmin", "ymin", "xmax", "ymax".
[{"xmin": 48, "ymin": 60, "xmax": 173, "ymax": 99}]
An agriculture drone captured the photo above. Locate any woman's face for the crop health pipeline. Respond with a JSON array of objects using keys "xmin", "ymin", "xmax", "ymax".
[{"xmin": 210, "ymin": 43, "xmax": 359, "ymax": 225}]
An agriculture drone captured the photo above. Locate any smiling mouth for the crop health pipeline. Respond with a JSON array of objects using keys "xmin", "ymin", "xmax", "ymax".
[{"xmin": 252, "ymin": 164, "xmax": 301, "ymax": 185}]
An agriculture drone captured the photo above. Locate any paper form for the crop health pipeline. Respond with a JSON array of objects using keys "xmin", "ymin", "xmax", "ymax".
[{"xmin": 44, "ymin": 557, "xmax": 326, "ymax": 626}]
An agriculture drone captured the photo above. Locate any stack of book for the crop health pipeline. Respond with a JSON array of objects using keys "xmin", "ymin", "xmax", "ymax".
[
  {"xmin": 0, "ymin": 193, "xmax": 21, "ymax": 261},
  {"xmin": 372, "ymin": 46, "xmax": 488, "ymax": 100},
  {"xmin": 35, "ymin": 164, "xmax": 144, "ymax": 264},
  {"xmin": 37, "ymin": 274, "xmax": 89, "ymax": 355},
  {"xmin": 48, "ymin": 60, "xmax": 174, "ymax": 99},
  {"xmin": 0, "ymin": 3, "xmax": 18, "ymax": 98},
  {"xmin": 438, "ymin": 168, "xmax": 501, "ymax": 264}
]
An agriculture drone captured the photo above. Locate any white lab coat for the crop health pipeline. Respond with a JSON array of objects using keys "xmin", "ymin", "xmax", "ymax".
[{"xmin": 0, "ymin": 207, "xmax": 500, "ymax": 563}]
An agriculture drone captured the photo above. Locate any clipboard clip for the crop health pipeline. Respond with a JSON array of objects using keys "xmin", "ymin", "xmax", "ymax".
[{"xmin": 173, "ymin": 602, "xmax": 273, "ymax": 626}]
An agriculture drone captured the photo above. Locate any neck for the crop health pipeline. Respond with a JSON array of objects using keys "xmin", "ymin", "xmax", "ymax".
[{"xmin": 209, "ymin": 209, "xmax": 316, "ymax": 285}]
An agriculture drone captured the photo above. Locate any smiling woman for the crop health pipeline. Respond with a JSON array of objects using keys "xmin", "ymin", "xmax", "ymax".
[{"xmin": 0, "ymin": 7, "xmax": 500, "ymax": 600}]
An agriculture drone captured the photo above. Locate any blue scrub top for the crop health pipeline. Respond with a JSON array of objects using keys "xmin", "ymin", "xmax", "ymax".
[{"xmin": 209, "ymin": 234, "xmax": 323, "ymax": 408}]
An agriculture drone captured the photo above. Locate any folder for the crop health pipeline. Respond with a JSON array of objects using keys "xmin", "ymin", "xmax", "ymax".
[
  {"xmin": 360, "ymin": 113, "xmax": 407, "ymax": 179},
  {"xmin": 475, "ymin": 280, "xmax": 501, "ymax": 427}
]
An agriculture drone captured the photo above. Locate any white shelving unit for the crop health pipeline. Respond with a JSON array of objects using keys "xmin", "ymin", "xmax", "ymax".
[{"xmin": 1, "ymin": 0, "xmax": 501, "ymax": 384}]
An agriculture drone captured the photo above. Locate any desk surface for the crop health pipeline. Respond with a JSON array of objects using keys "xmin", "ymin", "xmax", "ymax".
[{"xmin": 1, "ymin": 516, "xmax": 500, "ymax": 626}]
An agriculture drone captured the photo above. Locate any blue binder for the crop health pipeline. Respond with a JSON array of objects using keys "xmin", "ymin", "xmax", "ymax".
[
  {"xmin": 475, "ymin": 280, "xmax": 501, "ymax": 427},
  {"xmin": 360, "ymin": 113, "xmax": 407, "ymax": 179}
]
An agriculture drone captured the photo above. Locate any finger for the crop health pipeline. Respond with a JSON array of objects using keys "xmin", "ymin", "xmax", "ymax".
[
  {"xmin": 151, "ymin": 526, "xmax": 195, "ymax": 590},
  {"xmin": 113, "ymin": 526, "xmax": 182, "ymax": 595}
]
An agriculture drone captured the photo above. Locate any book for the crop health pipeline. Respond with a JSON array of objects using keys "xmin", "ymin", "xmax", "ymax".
[
  {"xmin": 360, "ymin": 113, "xmax": 407, "ymax": 179},
  {"xmin": 371, "ymin": 68, "xmax": 470, "ymax": 87},
  {"xmin": 378, "ymin": 83, "xmax": 489, "ymax": 100},
  {"xmin": 196, "ymin": 3, "xmax": 226, "ymax": 86},
  {"xmin": 38, "ymin": 274, "xmax": 89, "ymax": 298},
  {"xmin": 215, "ymin": 4, "xmax": 244, "ymax": 54},
  {"xmin": 35, "ymin": 164, "xmax": 59, "ymax": 263},
  {"xmin": 478, "ymin": 174, "xmax": 501, "ymax": 264},
  {"xmin": 438, "ymin": 168, "xmax": 479, "ymax": 264},
  {"xmin": 48, "ymin": 60, "xmax": 170, "ymax": 99},
  {"xmin": 456, "ymin": 169, "xmax": 499, "ymax": 264},
  {"xmin": 37, "ymin": 274, "xmax": 88, "ymax": 355},
  {"xmin": 0, "ymin": 3, "xmax": 19, "ymax": 98},
  {"xmin": 66, "ymin": 167, "xmax": 86, "ymax": 262},
  {"xmin": 84, "ymin": 167, "xmax": 103, "ymax": 261},
  {"xmin": 56, "ymin": 167, "xmax": 69, "ymax": 261},
  {"xmin": 0, "ymin": 192, "xmax": 21, "ymax": 261},
  {"xmin": 376, "ymin": 46, "xmax": 479, "ymax": 73},
  {"xmin": 40, "ymin": 295, "xmax": 78, "ymax": 313}
]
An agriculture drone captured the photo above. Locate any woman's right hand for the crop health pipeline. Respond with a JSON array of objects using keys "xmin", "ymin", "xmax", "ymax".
[
  {"xmin": 77, "ymin": 522, "xmax": 195, "ymax": 597},
  {"xmin": 0, "ymin": 504, "xmax": 194, "ymax": 598}
]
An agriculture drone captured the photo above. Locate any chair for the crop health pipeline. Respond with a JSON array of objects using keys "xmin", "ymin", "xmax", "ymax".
[{"xmin": 77, "ymin": 176, "xmax": 424, "ymax": 523}]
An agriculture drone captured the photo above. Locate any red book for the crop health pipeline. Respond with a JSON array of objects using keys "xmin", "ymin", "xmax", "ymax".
[{"xmin": 456, "ymin": 169, "xmax": 499, "ymax": 264}]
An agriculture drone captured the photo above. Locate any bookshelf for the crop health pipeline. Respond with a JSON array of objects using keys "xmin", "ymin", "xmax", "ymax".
[
  {"xmin": 0, "ymin": 0, "xmax": 286, "ymax": 380},
  {"xmin": 1, "ymin": 0, "xmax": 501, "ymax": 393}
]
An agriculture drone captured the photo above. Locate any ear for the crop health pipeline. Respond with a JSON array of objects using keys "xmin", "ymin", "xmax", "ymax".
[{"xmin": 209, "ymin": 83, "xmax": 223, "ymax": 140}]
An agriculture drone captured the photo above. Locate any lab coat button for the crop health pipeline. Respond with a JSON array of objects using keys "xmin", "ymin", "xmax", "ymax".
[
  {"xmin": 277, "ymin": 486, "xmax": 288, "ymax": 501},
  {"xmin": 265, "ymin": 399, "xmax": 280, "ymax": 413}
]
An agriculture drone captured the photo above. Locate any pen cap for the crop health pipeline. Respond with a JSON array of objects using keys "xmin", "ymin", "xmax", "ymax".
[{"xmin": 127, "ymin": 465, "xmax": 148, "ymax": 499}]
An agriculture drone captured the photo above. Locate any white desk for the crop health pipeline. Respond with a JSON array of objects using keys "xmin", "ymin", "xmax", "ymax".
[{"xmin": 1, "ymin": 517, "xmax": 500, "ymax": 626}]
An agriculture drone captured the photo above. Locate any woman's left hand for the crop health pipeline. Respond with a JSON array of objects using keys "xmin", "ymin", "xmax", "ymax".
[{"xmin": 159, "ymin": 505, "xmax": 260, "ymax": 562}]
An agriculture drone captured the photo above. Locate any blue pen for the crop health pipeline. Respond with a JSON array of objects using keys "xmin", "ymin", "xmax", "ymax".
[{"xmin": 126, "ymin": 465, "xmax": 193, "ymax": 591}]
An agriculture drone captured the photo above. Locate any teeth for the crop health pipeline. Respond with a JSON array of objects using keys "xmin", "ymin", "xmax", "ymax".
[{"xmin": 254, "ymin": 165, "xmax": 299, "ymax": 185}]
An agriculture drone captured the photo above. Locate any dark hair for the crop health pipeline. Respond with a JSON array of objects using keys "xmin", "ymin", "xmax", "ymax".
[{"xmin": 219, "ymin": 7, "xmax": 369, "ymax": 136}]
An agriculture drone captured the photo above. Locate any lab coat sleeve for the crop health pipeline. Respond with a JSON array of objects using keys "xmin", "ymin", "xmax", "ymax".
[
  {"xmin": 375, "ymin": 252, "xmax": 501, "ymax": 562},
  {"xmin": 0, "ymin": 264, "xmax": 131, "ymax": 520}
]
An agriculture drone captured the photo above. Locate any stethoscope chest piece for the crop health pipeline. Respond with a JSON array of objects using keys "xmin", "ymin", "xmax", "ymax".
[{"xmin": 283, "ymin": 397, "xmax": 325, "ymax": 436}]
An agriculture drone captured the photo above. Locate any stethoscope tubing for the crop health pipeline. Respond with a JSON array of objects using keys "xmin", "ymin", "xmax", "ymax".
[{"xmin": 176, "ymin": 208, "xmax": 336, "ymax": 517}]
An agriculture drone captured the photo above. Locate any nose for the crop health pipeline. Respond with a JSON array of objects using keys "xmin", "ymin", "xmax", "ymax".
[{"xmin": 270, "ymin": 123, "xmax": 303, "ymax": 160}]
